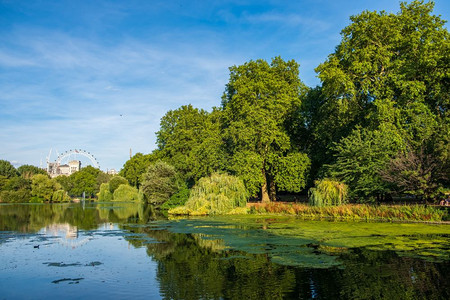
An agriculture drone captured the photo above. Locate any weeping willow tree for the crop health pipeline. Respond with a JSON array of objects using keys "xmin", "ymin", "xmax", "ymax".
[
  {"xmin": 169, "ymin": 173, "xmax": 248, "ymax": 215},
  {"xmin": 309, "ymin": 179, "xmax": 348, "ymax": 207}
]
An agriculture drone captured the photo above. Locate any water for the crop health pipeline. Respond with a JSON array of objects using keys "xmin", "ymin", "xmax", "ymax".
[{"xmin": 1, "ymin": 202, "xmax": 449, "ymax": 299}]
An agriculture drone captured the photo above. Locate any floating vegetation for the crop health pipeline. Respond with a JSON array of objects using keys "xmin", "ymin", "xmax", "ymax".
[
  {"xmin": 51, "ymin": 278, "xmax": 84, "ymax": 284},
  {"xmin": 153, "ymin": 215, "xmax": 450, "ymax": 266}
]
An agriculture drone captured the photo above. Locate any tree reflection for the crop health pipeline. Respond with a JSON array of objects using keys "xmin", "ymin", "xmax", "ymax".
[{"xmin": 134, "ymin": 227, "xmax": 449, "ymax": 300}]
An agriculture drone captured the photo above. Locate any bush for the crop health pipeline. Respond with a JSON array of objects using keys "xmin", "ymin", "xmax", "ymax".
[
  {"xmin": 169, "ymin": 173, "xmax": 248, "ymax": 215},
  {"xmin": 160, "ymin": 186, "xmax": 190, "ymax": 210},
  {"xmin": 109, "ymin": 176, "xmax": 128, "ymax": 194},
  {"xmin": 309, "ymin": 178, "xmax": 348, "ymax": 207},
  {"xmin": 97, "ymin": 183, "xmax": 113, "ymax": 201},
  {"xmin": 0, "ymin": 190, "xmax": 31, "ymax": 203},
  {"xmin": 113, "ymin": 184, "xmax": 142, "ymax": 202},
  {"xmin": 52, "ymin": 190, "xmax": 71, "ymax": 202},
  {"xmin": 140, "ymin": 161, "xmax": 182, "ymax": 205}
]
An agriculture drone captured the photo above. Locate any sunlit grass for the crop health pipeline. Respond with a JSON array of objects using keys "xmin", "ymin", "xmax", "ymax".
[{"xmin": 248, "ymin": 203, "xmax": 447, "ymax": 222}]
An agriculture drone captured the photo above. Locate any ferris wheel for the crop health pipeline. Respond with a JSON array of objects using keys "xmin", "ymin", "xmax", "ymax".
[{"xmin": 55, "ymin": 149, "xmax": 100, "ymax": 169}]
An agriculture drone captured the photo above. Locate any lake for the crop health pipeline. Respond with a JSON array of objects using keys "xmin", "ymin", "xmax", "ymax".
[{"xmin": 1, "ymin": 202, "xmax": 449, "ymax": 299}]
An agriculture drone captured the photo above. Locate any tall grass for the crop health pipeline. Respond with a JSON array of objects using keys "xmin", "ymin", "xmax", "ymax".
[
  {"xmin": 309, "ymin": 179, "xmax": 348, "ymax": 206},
  {"xmin": 248, "ymin": 203, "xmax": 447, "ymax": 222},
  {"xmin": 169, "ymin": 173, "xmax": 248, "ymax": 215}
]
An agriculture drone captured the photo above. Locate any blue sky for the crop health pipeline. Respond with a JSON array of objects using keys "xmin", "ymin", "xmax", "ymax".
[{"xmin": 1, "ymin": 0, "xmax": 449, "ymax": 171}]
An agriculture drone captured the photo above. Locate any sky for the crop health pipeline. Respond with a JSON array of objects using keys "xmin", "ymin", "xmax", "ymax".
[{"xmin": 1, "ymin": 0, "xmax": 449, "ymax": 171}]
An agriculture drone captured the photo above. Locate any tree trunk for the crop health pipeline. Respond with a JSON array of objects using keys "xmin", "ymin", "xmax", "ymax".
[
  {"xmin": 261, "ymin": 169, "xmax": 270, "ymax": 203},
  {"xmin": 269, "ymin": 176, "xmax": 276, "ymax": 202}
]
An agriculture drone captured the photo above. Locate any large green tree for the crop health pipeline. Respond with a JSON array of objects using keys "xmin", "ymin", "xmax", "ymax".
[
  {"xmin": 310, "ymin": 1, "xmax": 449, "ymax": 199},
  {"xmin": 222, "ymin": 57, "xmax": 309, "ymax": 202},
  {"xmin": 140, "ymin": 161, "xmax": 183, "ymax": 205},
  {"xmin": 316, "ymin": 1, "xmax": 448, "ymax": 127},
  {"xmin": 327, "ymin": 124, "xmax": 406, "ymax": 201},
  {"xmin": 17, "ymin": 165, "xmax": 47, "ymax": 178},
  {"xmin": 120, "ymin": 153, "xmax": 156, "ymax": 188},
  {"xmin": 0, "ymin": 160, "xmax": 19, "ymax": 178},
  {"xmin": 156, "ymin": 105, "xmax": 226, "ymax": 183}
]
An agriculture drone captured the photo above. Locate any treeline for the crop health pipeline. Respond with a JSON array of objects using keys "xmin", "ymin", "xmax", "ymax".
[
  {"xmin": 120, "ymin": 1, "xmax": 449, "ymax": 207},
  {"xmin": 0, "ymin": 160, "xmax": 113, "ymax": 203}
]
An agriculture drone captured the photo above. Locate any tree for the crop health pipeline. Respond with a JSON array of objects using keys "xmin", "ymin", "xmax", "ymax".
[
  {"xmin": 156, "ymin": 105, "xmax": 226, "ymax": 183},
  {"xmin": 17, "ymin": 165, "xmax": 47, "ymax": 178},
  {"xmin": 312, "ymin": 1, "xmax": 449, "ymax": 178},
  {"xmin": 140, "ymin": 161, "xmax": 182, "ymax": 205},
  {"xmin": 380, "ymin": 149, "xmax": 445, "ymax": 201},
  {"xmin": 67, "ymin": 166, "xmax": 100, "ymax": 197},
  {"xmin": 113, "ymin": 184, "xmax": 142, "ymax": 202},
  {"xmin": 222, "ymin": 57, "xmax": 309, "ymax": 202},
  {"xmin": 108, "ymin": 175, "xmax": 128, "ymax": 194},
  {"xmin": 169, "ymin": 173, "xmax": 248, "ymax": 215},
  {"xmin": 97, "ymin": 183, "xmax": 113, "ymax": 201},
  {"xmin": 120, "ymin": 153, "xmax": 156, "ymax": 188},
  {"xmin": 31, "ymin": 174, "xmax": 60, "ymax": 202},
  {"xmin": 327, "ymin": 124, "xmax": 406, "ymax": 201},
  {"xmin": 0, "ymin": 160, "xmax": 19, "ymax": 178}
]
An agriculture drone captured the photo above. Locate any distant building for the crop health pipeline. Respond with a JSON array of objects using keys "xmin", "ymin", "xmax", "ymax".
[
  {"xmin": 47, "ymin": 160, "xmax": 81, "ymax": 178},
  {"xmin": 107, "ymin": 169, "xmax": 118, "ymax": 175}
]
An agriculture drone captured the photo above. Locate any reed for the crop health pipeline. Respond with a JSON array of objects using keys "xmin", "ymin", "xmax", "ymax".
[{"xmin": 248, "ymin": 203, "xmax": 447, "ymax": 222}]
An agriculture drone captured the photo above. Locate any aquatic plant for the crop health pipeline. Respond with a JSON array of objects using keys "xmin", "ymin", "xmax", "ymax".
[
  {"xmin": 169, "ymin": 173, "xmax": 248, "ymax": 215},
  {"xmin": 248, "ymin": 203, "xmax": 447, "ymax": 222},
  {"xmin": 309, "ymin": 179, "xmax": 348, "ymax": 206}
]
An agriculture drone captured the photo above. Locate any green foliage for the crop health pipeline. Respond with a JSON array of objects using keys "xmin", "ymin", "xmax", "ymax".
[
  {"xmin": 97, "ymin": 183, "xmax": 113, "ymax": 201},
  {"xmin": 113, "ymin": 184, "xmax": 142, "ymax": 202},
  {"xmin": 308, "ymin": 179, "xmax": 348, "ymax": 207},
  {"xmin": 108, "ymin": 175, "xmax": 128, "ymax": 194},
  {"xmin": 140, "ymin": 161, "xmax": 182, "ymax": 205},
  {"xmin": 272, "ymin": 152, "xmax": 311, "ymax": 193},
  {"xmin": 66, "ymin": 166, "xmax": 101, "ymax": 197},
  {"xmin": 222, "ymin": 57, "xmax": 308, "ymax": 201},
  {"xmin": 170, "ymin": 173, "xmax": 248, "ymax": 215},
  {"xmin": 160, "ymin": 186, "xmax": 190, "ymax": 210},
  {"xmin": 327, "ymin": 125, "xmax": 406, "ymax": 200},
  {"xmin": 17, "ymin": 165, "xmax": 47, "ymax": 178},
  {"xmin": 120, "ymin": 153, "xmax": 156, "ymax": 187},
  {"xmin": 0, "ymin": 189, "xmax": 31, "ymax": 203},
  {"xmin": 249, "ymin": 203, "xmax": 446, "ymax": 222},
  {"xmin": 31, "ymin": 174, "xmax": 60, "ymax": 202},
  {"xmin": 51, "ymin": 190, "xmax": 71, "ymax": 202},
  {"xmin": 0, "ymin": 160, "xmax": 19, "ymax": 178},
  {"xmin": 305, "ymin": 1, "xmax": 449, "ymax": 188},
  {"xmin": 156, "ymin": 105, "xmax": 227, "ymax": 182},
  {"xmin": 380, "ymin": 150, "xmax": 446, "ymax": 200}
]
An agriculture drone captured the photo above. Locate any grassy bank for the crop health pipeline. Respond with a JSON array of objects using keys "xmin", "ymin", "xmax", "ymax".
[{"xmin": 248, "ymin": 203, "xmax": 448, "ymax": 222}]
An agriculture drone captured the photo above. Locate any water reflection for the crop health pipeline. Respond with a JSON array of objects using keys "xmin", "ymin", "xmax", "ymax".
[{"xmin": 0, "ymin": 203, "xmax": 449, "ymax": 299}]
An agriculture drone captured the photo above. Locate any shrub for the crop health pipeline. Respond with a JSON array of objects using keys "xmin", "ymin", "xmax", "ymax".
[
  {"xmin": 160, "ymin": 186, "xmax": 190, "ymax": 210},
  {"xmin": 97, "ymin": 183, "xmax": 113, "ymax": 201},
  {"xmin": 0, "ymin": 190, "xmax": 31, "ymax": 203},
  {"xmin": 52, "ymin": 190, "xmax": 71, "ymax": 202},
  {"xmin": 169, "ymin": 173, "xmax": 248, "ymax": 215},
  {"xmin": 140, "ymin": 161, "xmax": 182, "ymax": 205},
  {"xmin": 108, "ymin": 176, "xmax": 128, "ymax": 194},
  {"xmin": 113, "ymin": 184, "xmax": 142, "ymax": 202},
  {"xmin": 309, "ymin": 178, "xmax": 348, "ymax": 207}
]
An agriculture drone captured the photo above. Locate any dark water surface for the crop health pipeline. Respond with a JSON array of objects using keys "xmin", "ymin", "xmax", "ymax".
[{"xmin": 0, "ymin": 202, "xmax": 449, "ymax": 299}]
